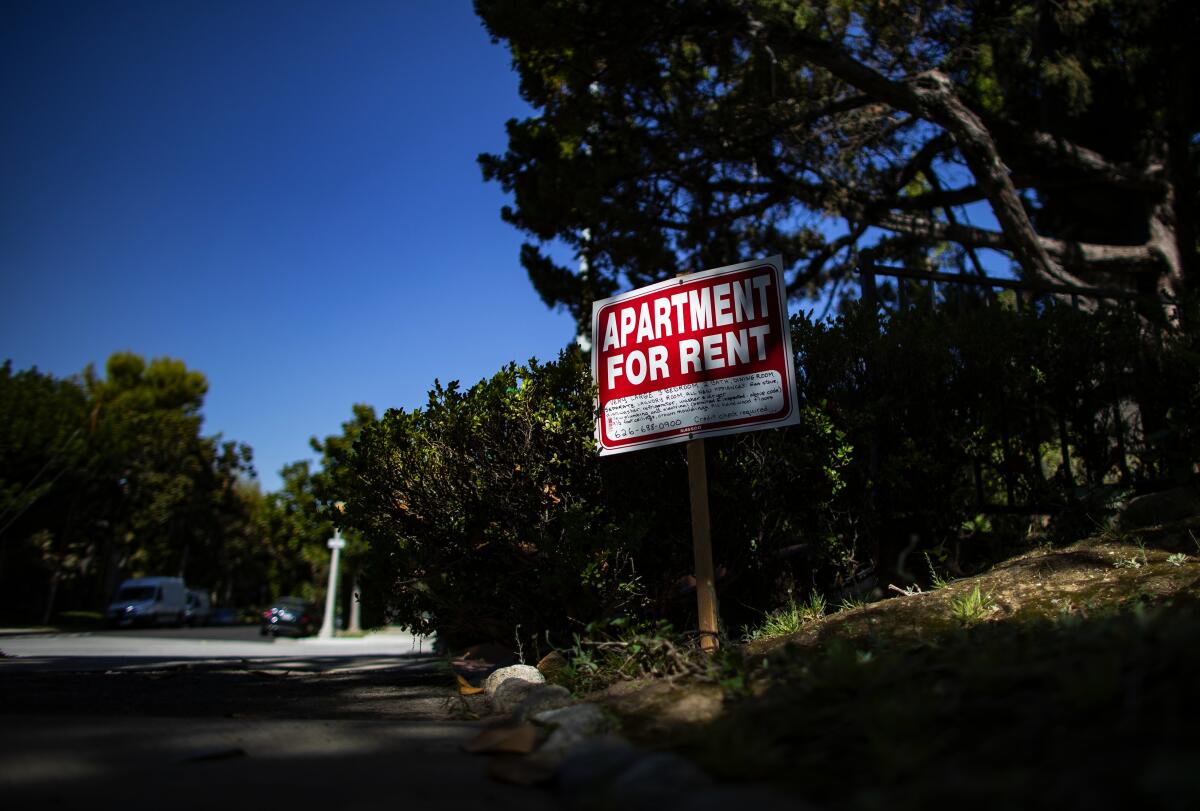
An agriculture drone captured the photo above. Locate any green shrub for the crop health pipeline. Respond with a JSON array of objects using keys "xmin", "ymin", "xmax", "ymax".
[
  {"xmin": 343, "ymin": 346, "xmax": 858, "ymax": 648},
  {"xmin": 346, "ymin": 348, "xmax": 631, "ymax": 648},
  {"xmin": 339, "ymin": 294, "xmax": 1194, "ymax": 647}
]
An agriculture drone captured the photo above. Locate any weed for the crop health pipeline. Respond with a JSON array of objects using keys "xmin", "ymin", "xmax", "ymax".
[
  {"xmin": 1097, "ymin": 516, "xmax": 1134, "ymax": 545},
  {"xmin": 553, "ymin": 618, "xmax": 708, "ymax": 694},
  {"xmin": 804, "ymin": 591, "xmax": 828, "ymax": 619},
  {"xmin": 1167, "ymin": 552, "xmax": 1188, "ymax": 567},
  {"xmin": 838, "ymin": 595, "xmax": 868, "ymax": 612},
  {"xmin": 1114, "ymin": 540, "xmax": 1149, "ymax": 570},
  {"xmin": 745, "ymin": 592, "xmax": 827, "ymax": 642},
  {"xmin": 924, "ymin": 552, "xmax": 951, "ymax": 589},
  {"xmin": 950, "ymin": 585, "xmax": 995, "ymax": 626}
]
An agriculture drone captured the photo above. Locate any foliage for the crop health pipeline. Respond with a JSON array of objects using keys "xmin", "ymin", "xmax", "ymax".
[
  {"xmin": 477, "ymin": 0, "xmax": 1198, "ymax": 336},
  {"xmin": 792, "ymin": 293, "xmax": 1200, "ymax": 577},
  {"xmin": 340, "ymin": 286, "xmax": 1195, "ymax": 643},
  {"xmin": 743, "ymin": 590, "xmax": 828, "ymax": 642},
  {"xmin": 924, "ymin": 552, "xmax": 951, "ymax": 589},
  {"xmin": 949, "ymin": 584, "xmax": 995, "ymax": 625},
  {"xmin": 345, "ymin": 347, "xmax": 630, "ymax": 648},
  {"xmin": 0, "ymin": 354, "xmax": 257, "ymax": 622},
  {"xmin": 341, "ymin": 345, "xmax": 859, "ymax": 648},
  {"xmin": 552, "ymin": 618, "xmax": 709, "ymax": 695}
]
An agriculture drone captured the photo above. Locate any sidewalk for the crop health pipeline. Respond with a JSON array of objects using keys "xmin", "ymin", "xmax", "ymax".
[{"xmin": 0, "ymin": 627, "xmax": 439, "ymax": 672}]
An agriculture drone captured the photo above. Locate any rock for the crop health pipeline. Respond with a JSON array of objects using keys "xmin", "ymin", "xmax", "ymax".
[
  {"xmin": 680, "ymin": 785, "xmax": 813, "ymax": 811},
  {"xmin": 532, "ymin": 703, "xmax": 615, "ymax": 757},
  {"xmin": 535, "ymin": 650, "xmax": 567, "ymax": 679},
  {"xmin": 486, "ymin": 753, "xmax": 559, "ymax": 786},
  {"xmin": 1118, "ymin": 486, "xmax": 1200, "ymax": 530},
  {"xmin": 513, "ymin": 683, "xmax": 573, "ymax": 723},
  {"xmin": 554, "ymin": 735, "xmax": 642, "ymax": 798},
  {"xmin": 493, "ymin": 679, "xmax": 543, "ymax": 715},
  {"xmin": 461, "ymin": 723, "xmax": 540, "ymax": 755},
  {"xmin": 609, "ymin": 751, "xmax": 713, "ymax": 811},
  {"xmin": 483, "ymin": 664, "xmax": 544, "ymax": 698}
]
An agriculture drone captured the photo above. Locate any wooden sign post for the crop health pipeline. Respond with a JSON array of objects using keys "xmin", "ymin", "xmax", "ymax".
[{"xmin": 687, "ymin": 437, "xmax": 719, "ymax": 651}]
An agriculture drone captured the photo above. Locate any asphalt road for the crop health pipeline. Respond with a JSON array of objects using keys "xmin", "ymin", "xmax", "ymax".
[{"xmin": 0, "ymin": 627, "xmax": 559, "ymax": 810}]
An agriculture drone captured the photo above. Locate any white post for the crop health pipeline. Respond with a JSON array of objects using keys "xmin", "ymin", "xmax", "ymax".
[{"xmin": 318, "ymin": 528, "xmax": 344, "ymax": 639}]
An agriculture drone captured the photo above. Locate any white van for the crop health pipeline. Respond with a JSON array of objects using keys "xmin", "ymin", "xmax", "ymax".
[{"xmin": 105, "ymin": 577, "xmax": 189, "ymax": 628}]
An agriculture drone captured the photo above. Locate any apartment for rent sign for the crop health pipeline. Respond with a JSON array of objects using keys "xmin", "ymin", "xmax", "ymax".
[{"xmin": 592, "ymin": 256, "xmax": 800, "ymax": 454}]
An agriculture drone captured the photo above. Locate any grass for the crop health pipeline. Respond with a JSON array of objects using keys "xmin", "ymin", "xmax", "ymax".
[
  {"xmin": 1113, "ymin": 540, "xmax": 1149, "ymax": 570},
  {"xmin": 596, "ymin": 519, "xmax": 1200, "ymax": 811},
  {"xmin": 837, "ymin": 594, "xmax": 869, "ymax": 612},
  {"xmin": 925, "ymin": 551, "xmax": 952, "ymax": 589},
  {"xmin": 551, "ymin": 619, "xmax": 709, "ymax": 695},
  {"xmin": 949, "ymin": 585, "xmax": 995, "ymax": 626},
  {"xmin": 668, "ymin": 595, "xmax": 1200, "ymax": 811},
  {"xmin": 743, "ymin": 592, "xmax": 827, "ymax": 642}
]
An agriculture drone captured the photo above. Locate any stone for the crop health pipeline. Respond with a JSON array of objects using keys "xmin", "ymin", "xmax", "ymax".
[
  {"xmin": 553, "ymin": 735, "xmax": 642, "ymax": 799},
  {"xmin": 535, "ymin": 650, "xmax": 567, "ymax": 679},
  {"xmin": 608, "ymin": 751, "xmax": 713, "ymax": 811},
  {"xmin": 486, "ymin": 753, "xmax": 559, "ymax": 786},
  {"xmin": 532, "ymin": 703, "xmax": 614, "ymax": 757},
  {"xmin": 512, "ymin": 683, "xmax": 573, "ymax": 723},
  {"xmin": 680, "ymin": 785, "xmax": 813, "ymax": 811},
  {"xmin": 1118, "ymin": 486, "xmax": 1200, "ymax": 530},
  {"xmin": 461, "ymin": 723, "xmax": 540, "ymax": 755},
  {"xmin": 483, "ymin": 663, "xmax": 544, "ymax": 698},
  {"xmin": 493, "ymin": 678, "xmax": 541, "ymax": 714}
]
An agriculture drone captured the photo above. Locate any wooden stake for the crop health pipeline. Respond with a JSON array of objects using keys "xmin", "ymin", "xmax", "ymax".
[{"xmin": 687, "ymin": 436, "xmax": 719, "ymax": 651}]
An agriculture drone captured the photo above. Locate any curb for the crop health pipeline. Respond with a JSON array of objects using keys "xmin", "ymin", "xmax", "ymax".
[{"xmin": 465, "ymin": 669, "xmax": 804, "ymax": 810}]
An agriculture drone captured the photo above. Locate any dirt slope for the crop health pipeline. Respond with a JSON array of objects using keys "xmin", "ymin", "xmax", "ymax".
[{"xmin": 595, "ymin": 516, "xmax": 1200, "ymax": 811}]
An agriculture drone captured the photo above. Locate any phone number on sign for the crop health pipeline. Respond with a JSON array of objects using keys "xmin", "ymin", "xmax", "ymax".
[{"xmin": 606, "ymin": 418, "xmax": 683, "ymax": 440}]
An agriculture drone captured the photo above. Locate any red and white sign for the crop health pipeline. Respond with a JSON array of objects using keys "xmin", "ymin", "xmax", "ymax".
[{"xmin": 591, "ymin": 256, "xmax": 800, "ymax": 455}]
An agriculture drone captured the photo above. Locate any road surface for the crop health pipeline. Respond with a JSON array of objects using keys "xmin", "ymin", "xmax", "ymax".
[{"xmin": 0, "ymin": 626, "xmax": 560, "ymax": 810}]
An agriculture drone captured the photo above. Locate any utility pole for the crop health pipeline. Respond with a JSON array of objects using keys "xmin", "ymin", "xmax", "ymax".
[{"xmin": 318, "ymin": 527, "xmax": 345, "ymax": 639}]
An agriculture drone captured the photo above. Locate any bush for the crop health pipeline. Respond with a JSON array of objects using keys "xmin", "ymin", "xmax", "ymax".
[
  {"xmin": 343, "ymin": 347, "xmax": 856, "ymax": 649},
  {"xmin": 342, "ymin": 296, "xmax": 1195, "ymax": 647}
]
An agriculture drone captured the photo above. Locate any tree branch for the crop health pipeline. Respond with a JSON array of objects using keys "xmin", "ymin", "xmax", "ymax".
[
  {"xmin": 757, "ymin": 22, "xmax": 1075, "ymax": 286},
  {"xmin": 873, "ymin": 212, "xmax": 1162, "ymax": 274},
  {"xmin": 1014, "ymin": 130, "xmax": 1166, "ymax": 192}
]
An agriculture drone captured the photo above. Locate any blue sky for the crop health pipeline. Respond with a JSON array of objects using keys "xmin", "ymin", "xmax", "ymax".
[{"xmin": 1, "ymin": 1, "xmax": 579, "ymax": 491}]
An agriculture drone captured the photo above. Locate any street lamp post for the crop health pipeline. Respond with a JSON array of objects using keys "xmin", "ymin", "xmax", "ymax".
[{"xmin": 318, "ymin": 527, "xmax": 345, "ymax": 639}]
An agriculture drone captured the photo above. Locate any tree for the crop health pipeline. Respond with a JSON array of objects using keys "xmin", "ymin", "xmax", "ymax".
[
  {"xmin": 308, "ymin": 404, "xmax": 376, "ymax": 630},
  {"xmin": 255, "ymin": 406, "xmax": 378, "ymax": 625},
  {"xmin": 254, "ymin": 460, "xmax": 331, "ymax": 605},
  {"xmin": 0, "ymin": 353, "xmax": 256, "ymax": 622},
  {"xmin": 476, "ymin": 0, "xmax": 1198, "ymax": 332},
  {"xmin": 0, "ymin": 362, "xmax": 91, "ymax": 621},
  {"xmin": 83, "ymin": 353, "xmax": 247, "ymax": 599}
]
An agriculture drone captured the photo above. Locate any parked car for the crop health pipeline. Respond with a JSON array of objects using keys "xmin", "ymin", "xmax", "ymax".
[
  {"xmin": 209, "ymin": 607, "xmax": 239, "ymax": 626},
  {"xmin": 260, "ymin": 596, "xmax": 320, "ymax": 637},
  {"xmin": 105, "ymin": 577, "xmax": 188, "ymax": 628},
  {"xmin": 184, "ymin": 590, "xmax": 211, "ymax": 626}
]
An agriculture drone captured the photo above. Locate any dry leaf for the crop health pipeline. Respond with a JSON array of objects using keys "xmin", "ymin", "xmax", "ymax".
[{"xmin": 456, "ymin": 674, "xmax": 486, "ymax": 695}]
